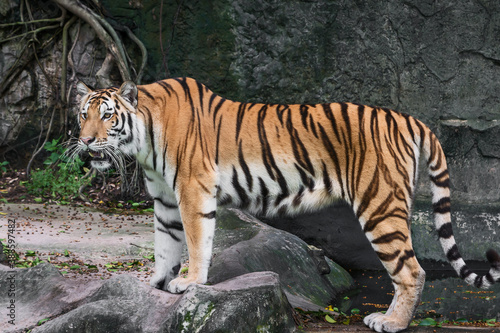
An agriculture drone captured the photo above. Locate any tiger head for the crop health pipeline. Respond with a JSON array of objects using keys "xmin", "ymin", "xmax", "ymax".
[{"xmin": 75, "ymin": 81, "xmax": 138, "ymax": 171}]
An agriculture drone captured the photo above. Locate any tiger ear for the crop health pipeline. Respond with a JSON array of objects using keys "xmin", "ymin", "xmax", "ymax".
[
  {"xmin": 76, "ymin": 81, "xmax": 92, "ymax": 96},
  {"xmin": 118, "ymin": 81, "xmax": 138, "ymax": 109}
]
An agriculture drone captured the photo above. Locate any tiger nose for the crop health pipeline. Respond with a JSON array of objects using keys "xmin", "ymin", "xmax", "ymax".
[{"xmin": 80, "ymin": 136, "xmax": 96, "ymax": 145}]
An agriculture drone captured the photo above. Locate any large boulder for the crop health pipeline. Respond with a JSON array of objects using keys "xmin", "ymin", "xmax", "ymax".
[
  {"xmin": 0, "ymin": 264, "xmax": 295, "ymax": 333},
  {"xmin": 210, "ymin": 209, "xmax": 354, "ymax": 307}
]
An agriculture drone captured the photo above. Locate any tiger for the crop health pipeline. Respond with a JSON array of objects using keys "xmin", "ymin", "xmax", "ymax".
[{"xmin": 74, "ymin": 77, "xmax": 500, "ymax": 333}]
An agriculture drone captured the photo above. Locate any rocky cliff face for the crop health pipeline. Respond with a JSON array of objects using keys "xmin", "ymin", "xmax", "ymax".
[{"xmin": 1, "ymin": 0, "xmax": 498, "ymax": 203}]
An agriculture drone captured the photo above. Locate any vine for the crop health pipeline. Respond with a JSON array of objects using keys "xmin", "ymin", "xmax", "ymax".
[{"xmin": 0, "ymin": 0, "xmax": 148, "ymax": 199}]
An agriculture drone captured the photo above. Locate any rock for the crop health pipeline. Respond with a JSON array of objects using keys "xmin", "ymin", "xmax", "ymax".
[
  {"xmin": 436, "ymin": 119, "xmax": 500, "ymax": 202},
  {"xmin": 30, "ymin": 274, "xmax": 179, "ymax": 333},
  {"xmin": 1, "ymin": 264, "xmax": 295, "ymax": 333},
  {"xmin": 209, "ymin": 209, "xmax": 355, "ymax": 308},
  {"xmin": 0, "ymin": 263, "xmax": 102, "ymax": 332},
  {"xmin": 162, "ymin": 272, "xmax": 295, "ymax": 333},
  {"xmin": 261, "ymin": 203, "xmax": 383, "ymax": 270}
]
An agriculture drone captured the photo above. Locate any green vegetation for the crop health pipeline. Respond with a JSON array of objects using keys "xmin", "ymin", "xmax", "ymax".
[
  {"xmin": 411, "ymin": 317, "xmax": 498, "ymax": 328},
  {"xmin": 26, "ymin": 138, "xmax": 90, "ymax": 201},
  {"xmin": 1, "ymin": 244, "xmax": 45, "ymax": 268},
  {"xmin": 0, "ymin": 161, "xmax": 9, "ymax": 173}
]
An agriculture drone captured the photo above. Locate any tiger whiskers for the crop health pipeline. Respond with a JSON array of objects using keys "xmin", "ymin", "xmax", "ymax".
[{"xmin": 102, "ymin": 145, "xmax": 127, "ymax": 178}]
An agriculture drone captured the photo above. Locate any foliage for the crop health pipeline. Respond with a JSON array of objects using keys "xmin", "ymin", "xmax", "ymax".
[
  {"xmin": 1, "ymin": 245, "xmax": 45, "ymax": 268},
  {"xmin": 26, "ymin": 139, "xmax": 90, "ymax": 201},
  {"xmin": 0, "ymin": 161, "xmax": 9, "ymax": 173}
]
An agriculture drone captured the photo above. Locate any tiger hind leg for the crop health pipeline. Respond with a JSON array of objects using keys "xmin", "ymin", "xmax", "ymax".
[{"xmin": 362, "ymin": 215, "xmax": 425, "ymax": 333}]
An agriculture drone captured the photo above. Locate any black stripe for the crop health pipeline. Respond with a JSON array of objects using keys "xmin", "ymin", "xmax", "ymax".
[
  {"xmin": 236, "ymin": 103, "xmax": 246, "ymax": 141},
  {"xmin": 258, "ymin": 105, "xmax": 274, "ymax": 180},
  {"xmin": 287, "ymin": 110, "xmax": 315, "ymax": 176},
  {"xmin": 342, "ymin": 130, "xmax": 353, "ymax": 204},
  {"xmin": 156, "ymin": 80, "xmax": 173, "ymax": 97},
  {"xmin": 238, "ymin": 142, "xmax": 253, "ymax": 192},
  {"xmin": 355, "ymin": 106, "xmax": 367, "ymax": 193},
  {"xmin": 259, "ymin": 177, "xmax": 269, "ymax": 215},
  {"xmin": 474, "ymin": 275, "xmax": 483, "ymax": 288},
  {"xmin": 433, "ymin": 197, "xmax": 451, "ymax": 214},
  {"xmin": 300, "ymin": 105, "xmax": 309, "ymax": 129},
  {"xmin": 175, "ymin": 77, "xmax": 195, "ymax": 114},
  {"xmin": 257, "ymin": 105, "xmax": 289, "ymax": 203},
  {"xmin": 372, "ymin": 231, "xmax": 408, "ymax": 244},
  {"xmin": 197, "ymin": 80, "xmax": 204, "ymax": 113},
  {"xmin": 199, "ymin": 211, "xmax": 216, "ymax": 219},
  {"xmin": 215, "ymin": 117, "xmax": 223, "ymax": 165},
  {"xmin": 232, "ymin": 167, "xmax": 250, "ymax": 209},
  {"xmin": 430, "ymin": 170, "xmax": 450, "ymax": 188},
  {"xmin": 364, "ymin": 209, "xmax": 408, "ymax": 233},
  {"xmin": 162, "ymin": 133, "xmax": 168, "ymax": 178},
  {"xmin": 459, "ymin": 266, "xmax": 473, "ymax": 279},
  {"xmin": 446, "ymin": 244, "xmax": 461, "ymax": 261},
  {"xmin": 340, "ymin": 102, "xmax": 352, "ymax": 149},
  {"xmin": 127, "ymin": 111, "xmax": 134, "ymax": 134},
  {"xmin": 321, "ymin": 104, "xmax": 341, "ymax": 142},
  {"xmin": 356, "ymin": 166, "xmax": 380, "ymax": 219},
  {"xmin": 369, "ymin": 107, "xmax": 380, "ymax": 151},
  {"xmin": 362, "ymin": 192, "xmax": 395, "ymax": 232},
  {"xmin": 218, "ymin": 195, "xmax": 232, "ymax": 206},
  {"xmin": 154, "ymin": 197, "xmax": 178, "ymax": 209},
  {"xmin": 401, "ymin": 113, "xmax": 416, "ymax": 144},
  {"xmin": 437, "ymin": 222, "xmax": 453, "ymax": 239},
  {"xmin": 292, "ymin": 186, "xmax": 305, "ymax": 207},
  {"xmin": 322, "ymin": 161, "xmax": 332, "ymax": 194},
  {"xmin": 429, "ymin": 135, "xmax": 444, "ymax": 172},
  {"xmin": 140, "ymin": 106, "xmax": 157, "ymax": 171},
  {"xmin": 275, "ymin": 104, "xmax": 288, "ymax": 125},
  {"xmin": 485, "ymin": 272, "xmax": 495, "ymax": 284},
  {"xmin": 156, "ymin": 226, "xmax": 181, "ymax": 242},
  {"xmin": 212, "ymin": 98, "xmax": 226, "ymax": 125},
  {"xmin": 376, "ymin": 250, "xmax": 401, "ymax": 262},
  {"xmin": 172, "ymin": 147, "xmax": 180, "ymax": 190},
  {"xmin": 116, "ymin": 113, "xmax": 126, "ymax": 133},
  {"xmin": 309, "ymin": 114, "xmax": 318, "ymax": 138},
  {"xmin": 138, "ymin": 86, "xmax": 155, "ymax": 100},
  {"xmin": 392, "ymin": 250, "xmax": 415, "ymax": 276},
  {"xmin": 318, "ymin": 124, "xmax": 344, "ymax": 198},
  {"xmin": 295, "ymin": 163, "xmax": 315, "ymax": 191},
  {"xmin": 155, "ymin": 214, "xmax": 184, "ymax": 231},
  {"xmin": 208, "ymin": 92, "xmax": 217, "ymax": 113}
]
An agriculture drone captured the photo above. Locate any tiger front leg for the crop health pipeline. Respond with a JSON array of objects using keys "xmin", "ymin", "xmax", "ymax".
[
  {"xmin": 166, "ymin": 183, "xmax": 217, "ymax": 294},
  {"xmin": 150, "ymin": 200, "xmax": 186, "ymax": 291}
]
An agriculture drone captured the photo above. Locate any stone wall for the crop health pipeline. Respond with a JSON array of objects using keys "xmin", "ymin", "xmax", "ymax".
[{"xmin": 1, "ymin": 0, "xmax": 499, "ymax": 203}]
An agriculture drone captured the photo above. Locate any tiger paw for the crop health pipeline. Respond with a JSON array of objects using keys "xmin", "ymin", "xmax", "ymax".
[
  {"xmin": 150, "ymin": 273, "xmax": 172, "ymax": 291},
  {"xmin": 363, "ymin": 312, "xmax": 409, "ymax": 333},
  {"xmin": 166, "ymin": 276, "xmax": 199, "ymax": 294}
]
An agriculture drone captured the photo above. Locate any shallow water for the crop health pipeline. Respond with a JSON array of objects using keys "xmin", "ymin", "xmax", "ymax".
[{"xmin": 342, "ymin": 265, "xmax": 500, "ymax": 322}]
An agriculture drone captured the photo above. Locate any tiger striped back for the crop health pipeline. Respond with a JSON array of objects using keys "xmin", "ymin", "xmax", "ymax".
[{"xmin": 75, "ymin": 77, "xmax": 500, "ymax": 333}]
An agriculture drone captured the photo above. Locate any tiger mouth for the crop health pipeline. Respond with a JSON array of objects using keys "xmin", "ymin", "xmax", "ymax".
[{"xmin": 88, "ymin": 150, "xmax": 109, "ymax": 162}]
